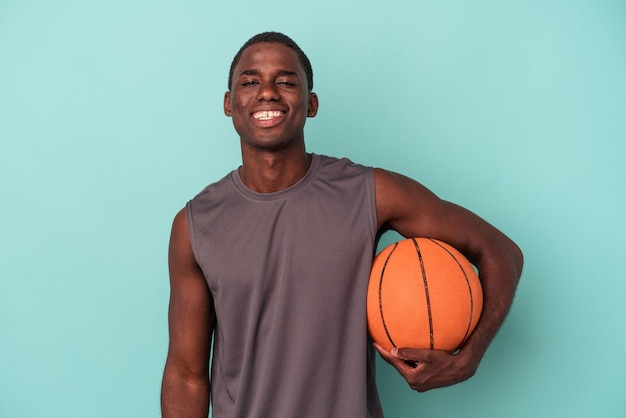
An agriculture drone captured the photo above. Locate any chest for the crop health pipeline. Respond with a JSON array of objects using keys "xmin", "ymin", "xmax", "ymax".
[{"xmin": 196, "ymin": 190, "xmax": 374, "ymax": 308}]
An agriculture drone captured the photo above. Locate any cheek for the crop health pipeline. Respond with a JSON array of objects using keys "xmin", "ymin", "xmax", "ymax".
[
  {"xmin": 230, "ymin": 103, "xmax": 252, "ymax": 134},
  {"xmin": 230, "ymin": 96, "xmax": 244, "ymax": 112},
  {"xmin": 230, "ymin": 99, "xmax": 249, "ymax": 121}
]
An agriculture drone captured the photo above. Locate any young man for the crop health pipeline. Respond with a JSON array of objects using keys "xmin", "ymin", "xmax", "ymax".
[{"xmin": 161, "ymin": 32, "xmax": 523, "ymax": 417}]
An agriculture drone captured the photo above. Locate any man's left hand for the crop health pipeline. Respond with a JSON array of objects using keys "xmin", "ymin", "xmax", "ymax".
[{"xmin": 373, "ymin": 342, "xmax": 478, "ymax": 392}]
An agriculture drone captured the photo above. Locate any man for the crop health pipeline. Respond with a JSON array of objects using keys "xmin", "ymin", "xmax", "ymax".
[{"xmin": 161, "ymin": 32, "xmax": 523, "ymax": 417}]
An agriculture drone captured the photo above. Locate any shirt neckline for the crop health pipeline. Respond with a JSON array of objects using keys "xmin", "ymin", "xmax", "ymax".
[{"xmin": 230, "ymin": 153, "xmax": 321, "ymax": 201}]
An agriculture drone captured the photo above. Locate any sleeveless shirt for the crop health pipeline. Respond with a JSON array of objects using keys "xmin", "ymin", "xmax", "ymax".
[{"xmin": 186, "ymin": 154, "xmax": 384, "ymax": 417}]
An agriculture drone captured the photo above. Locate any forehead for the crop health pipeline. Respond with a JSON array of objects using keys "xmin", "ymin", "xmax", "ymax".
[{"xmin": 234, "ymin": 42, "xmax": 305, "ymax": 77}]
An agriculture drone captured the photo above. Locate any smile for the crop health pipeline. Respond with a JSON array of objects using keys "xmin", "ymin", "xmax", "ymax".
[{"xmin": 253, "ymin": 110, "xmax": 284, "ymax": 120}]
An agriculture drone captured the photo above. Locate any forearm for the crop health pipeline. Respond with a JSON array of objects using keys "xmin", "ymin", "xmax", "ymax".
[
  {"xmin": 459, "ymin": 236, "xmax": 523, "ymax": 367},
  {"xmin": 161, "ymin": 369, "xmax": 210, "ymax": 418}
]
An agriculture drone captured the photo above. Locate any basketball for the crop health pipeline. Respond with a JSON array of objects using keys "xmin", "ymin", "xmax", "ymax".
[{"xmin": 367, "ymin": 237, "xmax": 483, "ymax": 352}]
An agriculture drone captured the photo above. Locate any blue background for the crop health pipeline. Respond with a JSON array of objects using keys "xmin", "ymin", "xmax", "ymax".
[{"xmin": 1, "ymin": 1, "xmax": 625, "ymax": 417}]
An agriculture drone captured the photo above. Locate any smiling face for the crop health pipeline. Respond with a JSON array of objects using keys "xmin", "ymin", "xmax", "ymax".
[{"xmin": 224, "ymin": 42, "xmax": 318, "ymax": 153}]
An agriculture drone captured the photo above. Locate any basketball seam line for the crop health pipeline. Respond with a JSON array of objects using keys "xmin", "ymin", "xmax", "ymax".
[
  {"xmin": 412, "ymin": 238, "xmax": 434, "ymax": 350},
  {"xmin": 428, "ymin": 238, "xmax": 475, "ymax": 351},
  {"xmin": 379, "ymin": 242, "xmax": 398, "ymax": 349}
]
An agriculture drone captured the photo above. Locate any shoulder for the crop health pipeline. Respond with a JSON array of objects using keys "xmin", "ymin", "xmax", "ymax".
[
  {"xmin": 186, "ymin": 171, "xmax": 241, "ymax": 225},
  {"xmin": 374, "ymin": 168, "xmax": 437, "ymax": 213},
  {"xmin": 169, "ymin": 208, "xmax": 194, "ymax": 262},
  {"xmin": 374, "ymin": 167, "xmax": 448, "ymax": 233},
  {"xmin": 189, "ymin": 171, "xmax": 235, "ymax": 203},
  {"xmin": 317, "ymin": 154, "xmax": 371, "ymax": 171},
  {"xmin": 315, "ymin": 154, "xmax": 374, "ymax": 186}
]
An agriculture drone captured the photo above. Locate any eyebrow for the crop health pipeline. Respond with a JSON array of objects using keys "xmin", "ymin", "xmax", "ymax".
[
  {"xmin": 239, "ymin": 69, "xmax": 299, "ymax": 78},
  {"xmin": 276, "ymin": 70, "xmax": 298, "ymax": 77}
]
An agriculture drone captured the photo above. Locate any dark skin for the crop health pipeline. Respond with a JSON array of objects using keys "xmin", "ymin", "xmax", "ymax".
[
  {"xmin": 223, "ymin": 43, "xmax": 319, "ymax": 193},
  {"xmin": 161, "ymin": 42, "xmax": 523, "ymax": 417},
  {"xmin": 374, "ymin": 171, "xmax": 523, "ymax": 391}
]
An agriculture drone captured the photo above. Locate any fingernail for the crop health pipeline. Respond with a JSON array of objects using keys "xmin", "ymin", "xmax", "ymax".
[{"xmin": 391, "ymin": 348, "xmax": 398, "ymax": 356}]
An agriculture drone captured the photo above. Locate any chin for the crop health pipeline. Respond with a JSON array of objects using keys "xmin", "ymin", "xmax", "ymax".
[{"xmin": 242, "ymin": 135, "xmax": 302, "ymax": 152}]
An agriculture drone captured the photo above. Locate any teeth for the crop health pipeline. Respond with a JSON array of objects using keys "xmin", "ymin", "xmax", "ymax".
[{"xmin": 254, "ymin": 111, "xmax": 282, "ymax": 120}]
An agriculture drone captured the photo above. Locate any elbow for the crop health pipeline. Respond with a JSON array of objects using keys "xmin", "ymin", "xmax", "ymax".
[
  {"xmin": 481, "ymin": 235, "xmax": 524, "ymax": 287},
  {"xmin": 508, "ymin": 240, "xmax": 524, "ymax": 286}
]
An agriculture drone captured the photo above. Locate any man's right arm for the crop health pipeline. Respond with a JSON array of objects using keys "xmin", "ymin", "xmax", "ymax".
[{"xmin": 161, "ymin": 209, "xmax": 214, "ymax": 418}]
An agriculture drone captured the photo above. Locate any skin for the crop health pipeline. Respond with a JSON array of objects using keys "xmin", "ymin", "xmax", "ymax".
[
  {"xmin": 374, "ymin": 171, "xmax": 523, "ymax": 391},
  {"xmin": 161, "ymin": 210, "xmax": 213, "ymax": 417},
  {"xmin": 161, "ymin": 42, "xmax": 523, "ymax": 417},
  {"xmin": 223, "ymin": 42, "xmax": 319, "ymax": 193}
]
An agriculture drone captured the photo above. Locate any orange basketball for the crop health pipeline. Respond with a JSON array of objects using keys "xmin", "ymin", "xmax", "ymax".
[{"xmin": 367, "ymin": 237, "xmax": 483, "ymax": 352}]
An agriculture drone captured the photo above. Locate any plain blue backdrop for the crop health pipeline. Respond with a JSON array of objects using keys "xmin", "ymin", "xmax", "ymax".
[{"xmin": 1, "ymin": 1, "xmax": 625, "ymax": 417}]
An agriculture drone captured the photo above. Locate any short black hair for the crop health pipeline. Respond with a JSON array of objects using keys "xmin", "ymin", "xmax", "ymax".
[{"xmin": 228, "ymin": 32, "xmax": 313, "ymax": 91}]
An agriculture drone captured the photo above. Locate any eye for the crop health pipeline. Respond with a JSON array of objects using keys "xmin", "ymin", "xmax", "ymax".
[
  {"xmin": 277, "ymin": 80, "xmax": 297, "ymax": 87},
  {"xmin": 241, "ymin": 80, "xmax": 258, "ymax": 87}
]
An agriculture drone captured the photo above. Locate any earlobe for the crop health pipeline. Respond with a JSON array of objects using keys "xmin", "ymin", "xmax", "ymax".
[
  {"xmin": 224, "ymin": 91, "xmax": 232, "ymax": 116},
  {"xmin": 307, "ymin": 92, "xmax": 319, "ymax": 117}
]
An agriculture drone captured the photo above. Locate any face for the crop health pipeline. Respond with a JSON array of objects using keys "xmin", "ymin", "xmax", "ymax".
[{"xmin": 224, "ymin": 42, "xmax": 318, "ymax": 152}]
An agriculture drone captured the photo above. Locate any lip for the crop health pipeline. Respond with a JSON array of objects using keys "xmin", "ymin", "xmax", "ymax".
[{"xmin": 250, "ymin": 109, "xmax": 287, "ymax": 128}]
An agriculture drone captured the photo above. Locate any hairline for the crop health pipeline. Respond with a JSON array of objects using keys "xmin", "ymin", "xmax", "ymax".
[{"xmin": 228, "ymin": 32, "xmax": 314, "ymax": 92}]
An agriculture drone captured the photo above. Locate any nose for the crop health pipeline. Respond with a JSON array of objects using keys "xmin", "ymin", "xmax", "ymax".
[{"xmin": 256, "ymin": 81, "xmax": 280, "ymax": 102}]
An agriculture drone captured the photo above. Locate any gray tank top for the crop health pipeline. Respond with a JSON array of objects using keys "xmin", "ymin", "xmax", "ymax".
[{"xmin": 187, "ymin": 154, "xmax": 384, "ymax": 417}]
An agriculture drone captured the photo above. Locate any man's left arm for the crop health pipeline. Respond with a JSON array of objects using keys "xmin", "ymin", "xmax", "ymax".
[{"xmin": 374, "ymin": 168, "xmax": 524, "ymax": 392}]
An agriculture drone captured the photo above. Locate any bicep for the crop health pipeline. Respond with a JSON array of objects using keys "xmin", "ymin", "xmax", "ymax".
[
  {"xmin": 165, "ymin": 209, "xmax": 214, "ymax": 379},
  {"xmin": 374, "ymin": 168, "xmax": 515, "ymax": 265}
]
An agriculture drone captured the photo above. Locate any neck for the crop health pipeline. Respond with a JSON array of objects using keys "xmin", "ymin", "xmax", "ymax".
[{"xmin": 239, "ymin": 145, "xmax": 311, "ymax": 193}]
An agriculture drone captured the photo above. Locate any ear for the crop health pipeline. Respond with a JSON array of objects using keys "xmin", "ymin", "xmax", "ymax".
[
  {"xmin": 307, "ymin": 92, "xmax": 319, "ymax": 117},
  {"xmin": 224, "ymin": 91, "xmax": 232, "ymax": 116}
]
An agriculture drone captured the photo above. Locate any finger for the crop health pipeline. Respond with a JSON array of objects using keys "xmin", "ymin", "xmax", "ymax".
[
  {"xmin": 373, "ymin": 343, "xmax": 397, "ymax": 365},
  {"xmin": 387, "ymin": 354, "xmax": 422, "ymax": 374},
  {"xmin": 374, "ymin": 344, "xmax": 429, "ymax": 377},
  {"xmin": 372, "ymin": 342, "xmax": 387, "ymax": 355},
  {"xmin": 395, "ymin": 347, "xmax": 450, "ymax": 362},
  {"xmin": 387, "ymin": 349, "xmax": 423, "ymax": 370}
]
